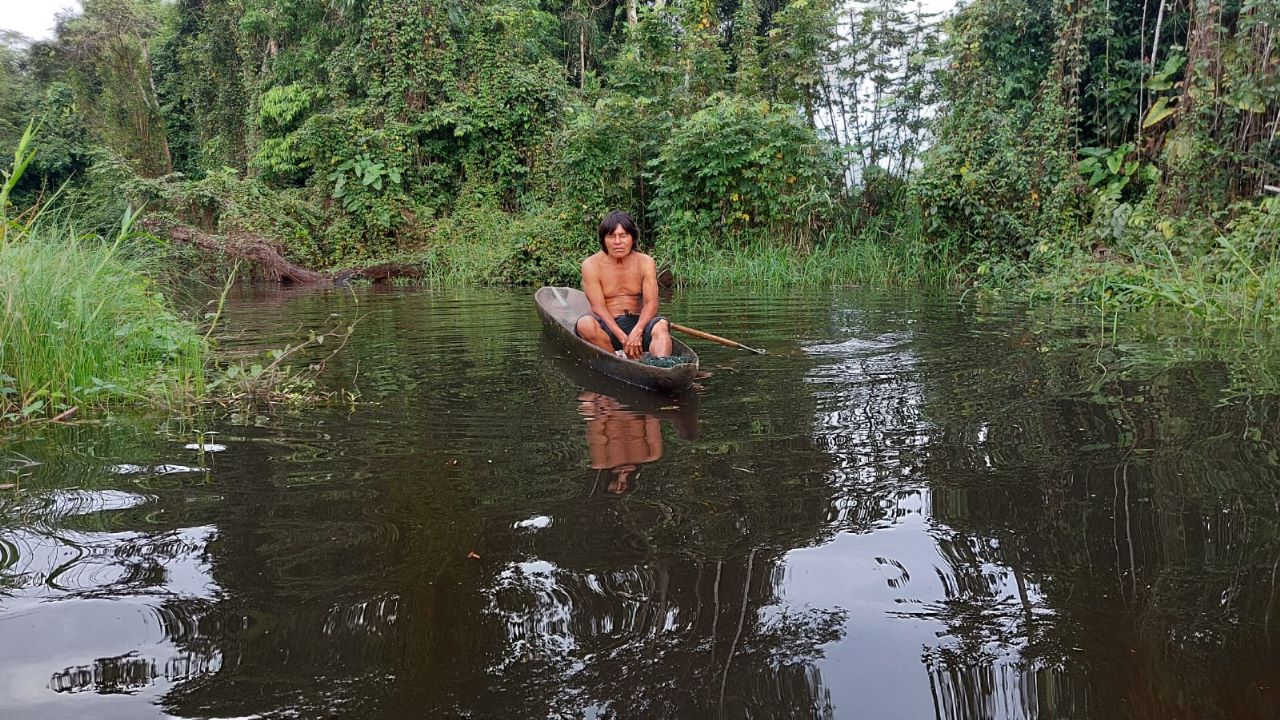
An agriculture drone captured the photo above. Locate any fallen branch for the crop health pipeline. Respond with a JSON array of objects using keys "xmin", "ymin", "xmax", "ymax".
[{"xmin": 141, "ymin": 220, "xmax": 423, "ymax": 285}]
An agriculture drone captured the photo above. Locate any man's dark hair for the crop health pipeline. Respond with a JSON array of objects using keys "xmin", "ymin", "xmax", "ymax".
[{"xmin": 598, "ymin": 210, "xmax": 640, "ymax": 252}]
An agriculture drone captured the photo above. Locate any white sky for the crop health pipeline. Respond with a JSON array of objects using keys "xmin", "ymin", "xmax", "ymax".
[{"xmin": 2, "ymin": 1, "xmax": 81, "ymax": 41}]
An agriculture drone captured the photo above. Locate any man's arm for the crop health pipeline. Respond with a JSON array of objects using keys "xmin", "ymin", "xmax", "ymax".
[
  {"xmin": 582, "ymin": 257, "xmax": 629, "ymax": 347},
  {"xmin": 623, "ymin": 255, "xmax": 661, "ymax": 358}
]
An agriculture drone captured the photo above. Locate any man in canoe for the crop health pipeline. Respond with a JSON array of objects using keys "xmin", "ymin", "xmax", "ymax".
[{"xmin": 574, "ymin": 210, "xmax": 674, "ymax": 359}]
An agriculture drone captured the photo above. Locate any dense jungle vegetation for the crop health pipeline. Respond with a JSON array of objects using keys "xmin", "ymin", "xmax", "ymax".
[{"xmin": 2, "ymin": 0, "xmax": 1277, "ymax": 300}]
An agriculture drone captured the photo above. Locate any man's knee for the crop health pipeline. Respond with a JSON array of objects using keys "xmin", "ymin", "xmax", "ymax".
[
  {"xmin": 648, "ymin": 318, "xmax": 671, "ymax": 344},
  {"xmin": 576, "ymin": 315, "xmax": 598, "ymax": 337}
]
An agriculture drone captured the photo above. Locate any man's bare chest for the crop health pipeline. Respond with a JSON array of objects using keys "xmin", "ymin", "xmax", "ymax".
[{"xmin": 596, "ymin": 262, "xmax": 643, "ymax": 296}]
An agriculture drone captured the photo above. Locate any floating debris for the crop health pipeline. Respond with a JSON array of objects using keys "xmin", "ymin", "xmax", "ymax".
[
  {"xmin": 513, "ymin": 515, "xmax": 553, "ymax": 531},
  {"xmin": 184, "ymin": 443, "xmax": 228, "ymax": 453},
  {"xmin": 111, "ymin": 464, "xmax": 203, "ymax": 475}
]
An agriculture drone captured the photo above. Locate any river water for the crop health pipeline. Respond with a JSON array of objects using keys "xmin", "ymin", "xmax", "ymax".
[{"xmin": 1, "ymin": 286, "xmax": 1277, "ymax": 719}]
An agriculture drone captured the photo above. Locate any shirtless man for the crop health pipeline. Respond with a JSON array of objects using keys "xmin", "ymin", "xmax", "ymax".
[{"xmin": 574, "ymin": 211, "xmax": 673, "ymax": 359}]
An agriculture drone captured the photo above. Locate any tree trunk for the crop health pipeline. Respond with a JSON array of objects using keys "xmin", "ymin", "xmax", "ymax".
[{"xmin": 141, "ymin": 220, "xmax": 423, "ymax": 285}]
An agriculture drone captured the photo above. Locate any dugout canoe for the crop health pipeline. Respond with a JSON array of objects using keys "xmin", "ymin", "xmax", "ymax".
[{"xmin": 534, "ymin": 286, "xmax": 700, "ymax": 394}]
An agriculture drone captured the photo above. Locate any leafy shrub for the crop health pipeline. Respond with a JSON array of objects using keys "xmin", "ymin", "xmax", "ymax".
[
  {"xmin": 425, "ymin": 204, "xmax": 591, "ymax": 286},
  {"xmin": 649, "ymin": 95, "xmax": 839, "ymax": 249},
  {"xmin": 550, "ymin": 95, "xmax": 664, "ymax": 228}
]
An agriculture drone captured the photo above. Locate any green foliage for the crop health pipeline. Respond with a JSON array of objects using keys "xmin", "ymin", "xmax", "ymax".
[
  {"xmin": 0, "ymin": 226, "xmax": 205, "ymax": 418},
  {"xmin": 54, "ymin": 0, "xmax": 175, "ymax": 177},
  {"xmin": 762, "ymin": 0, "xmax": 838, "ymax": 120},
  {"xmin": 650, "ymin": 95, "xmax": 839, "ymax": 248},
  {"xmin": 666, "ymin": 231, "xmax": 949, "ymax": 287},
  {"xmin": 912, "ymin": 0, "xmax": 1084, "ymax": 263},
  {"xmin": 1, "ymin": 0, "xmax": 1274, "ymax": 316},
  {"xmin": 1030, "ymin": 197, "xmax": 1280, "ymax": 326},
  {"xmin": 259, "ymin": 84, "xmax": 321, "ymax": 134},
  {"xmin": 0, "ymin": 37, "xmax": 37, "ymax": 158},
  {"xmin": 551, "ymin": 95, "xmax": 662, "ymax": 226},
  {"xmin": 0, "ymin": 136, "xmax": 205, "ymax": 421},
  {"xmin": 1077, "ymin": 143, "xmax": 1159, "ymax": 202},
  {"xmin": 419, "ymin": 205, "xmax": 590, "ymax": 286}
]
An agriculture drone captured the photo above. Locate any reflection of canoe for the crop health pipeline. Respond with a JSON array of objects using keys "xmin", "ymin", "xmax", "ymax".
[
  {"xmin": 535, "ymin": 286, "xmax": 700, "ymax": 394},
  {"xmin": 543, "ymin": 337, "xmax": 700, "ymax": 439}
]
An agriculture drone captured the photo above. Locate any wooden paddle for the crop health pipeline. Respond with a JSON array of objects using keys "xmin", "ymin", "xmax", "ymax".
[{"xmin": 669, "ymin": 322, "xmax": 766, "ymax": 355}]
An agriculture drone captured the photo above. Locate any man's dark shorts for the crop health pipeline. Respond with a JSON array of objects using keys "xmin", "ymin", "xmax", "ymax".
[{"xmin": 576, "ymin": 313, "xmax": 667, "ymax": 352}]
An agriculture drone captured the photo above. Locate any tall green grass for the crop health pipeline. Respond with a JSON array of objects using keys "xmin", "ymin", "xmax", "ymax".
[
  {"xmin": 664, "ymin": 237, "xmax": 950, "ymax": 287},
  {"xmin": 1022, "ymin": 198, "xmax": 1280, "ymax": 327},
  {"xmin": 1, "ymin": 124, "xmax": 206, "ymax": 422},
  {"xmin": 407, "ymin": 203, "xmax": 953, "ymax": 288},
  {"xmin": 661, "ymin": 212, "xmax": 952, "ymax": 287}
]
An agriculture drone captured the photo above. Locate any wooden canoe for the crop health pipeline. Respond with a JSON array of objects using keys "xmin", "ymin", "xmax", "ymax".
[{"xmin": 534, "ymin": 286, "xmax": 700, "ymax": 394}]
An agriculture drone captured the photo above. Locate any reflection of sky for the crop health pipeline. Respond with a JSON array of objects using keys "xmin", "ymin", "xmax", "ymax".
[
  {"xmin": 0, "ymin": 488, "xmax": 222, "ymax": 719},
  {"xmin": 800, "ymin": 315, "xmax": 1061, "ymax": 719},
  {"xmin": 784, "ymin": 506, "xmax": 1056, "ymax": 720},
  {"xmin": 786, "ymin": 523, "xmax": 943, "ymax": 720}
]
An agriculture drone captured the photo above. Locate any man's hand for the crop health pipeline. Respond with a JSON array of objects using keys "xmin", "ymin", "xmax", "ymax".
[{"xmin": 624, "ymin": 330, "xmax": 644, "ymax": 359}]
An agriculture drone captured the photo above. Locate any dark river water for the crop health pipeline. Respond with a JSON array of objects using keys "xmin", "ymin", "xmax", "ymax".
[{"xmin": 1, "ymin": 286, "xmax": 1278, "ymax": 719}]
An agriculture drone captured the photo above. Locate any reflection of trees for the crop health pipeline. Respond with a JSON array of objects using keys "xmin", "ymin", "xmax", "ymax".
[
  {"xmin": 48, "ymin": 611, "xmax": 224, "ymax": 696},
  {"xmin": 483, "ymin": 529, "xmax": 846, "ymax": 717},
  {"xmin": 0, "ymin": 424, "xmax": 227, "ymax": 700},
  {"xmin": 905, "ymin": 303, "xmax": 1280, "ymax": 719}
]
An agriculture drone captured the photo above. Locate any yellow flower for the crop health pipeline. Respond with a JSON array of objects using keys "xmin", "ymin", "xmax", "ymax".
[
  {"xmin": 730, "ymin": 193, "xmax": 740, "ymax": 202},
  {"xmin": 786, "ymin": 175, "xmax": 796, "ymax": 184}
]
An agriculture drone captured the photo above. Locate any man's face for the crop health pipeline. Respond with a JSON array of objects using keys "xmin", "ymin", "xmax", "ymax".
[{"xmin": 604, "ymin": 224, "xmax": 634, "ymax": 258}]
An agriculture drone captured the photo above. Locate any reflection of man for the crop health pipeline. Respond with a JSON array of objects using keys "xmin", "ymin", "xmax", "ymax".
[
  {"xmin": 578, "ymin": 391, "xmax": 663, "ymax": 494},
  {"xmin": 574, "ymin": 210, "xmax": 673, "ymax": 359}
]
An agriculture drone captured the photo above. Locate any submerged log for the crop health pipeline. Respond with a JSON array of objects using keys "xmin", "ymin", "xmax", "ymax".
[{"xmin": 142, "ymin": 220, "xmax": 423, "ymax": 285}]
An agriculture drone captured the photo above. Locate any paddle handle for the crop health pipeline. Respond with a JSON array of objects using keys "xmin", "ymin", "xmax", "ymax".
[{"xmin": 669, "ymin": 322, "xmax": 766, "ymax": 354}]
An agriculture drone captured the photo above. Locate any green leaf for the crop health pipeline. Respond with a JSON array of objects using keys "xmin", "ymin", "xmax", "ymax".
[{"xmin": 1143, "ymin": 97, "xmax": 1178, "ymax": 128}]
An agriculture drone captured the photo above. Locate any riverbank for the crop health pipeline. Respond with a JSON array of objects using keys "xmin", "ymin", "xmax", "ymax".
[{"xmin": 354, "ymin": 198, "xmax": 1280, "ymax": 333}]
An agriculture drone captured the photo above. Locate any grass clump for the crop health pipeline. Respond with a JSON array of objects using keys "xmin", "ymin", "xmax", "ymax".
[
  {"xmin": 1019, "ymin": 196, "xmax": 1280, "ymax": 327},
  {"xmin": 664, "ymin": 237, "xmax": 949, "ymax": 288},
  {"xmin": 0, "ymin": 124, "xmax": 206, "ymax": 423},
  {"xmin": 0, "ymin": 217, "xmax": 206, "ymax": 422}
]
